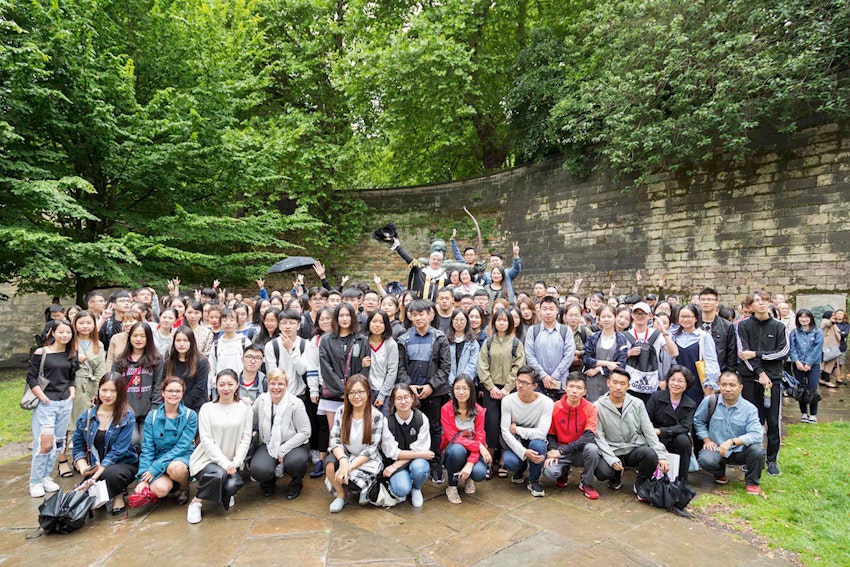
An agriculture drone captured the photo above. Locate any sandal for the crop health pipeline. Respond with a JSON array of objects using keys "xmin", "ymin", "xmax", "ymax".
[
  {"xmin": 497, "ymin": 467, "xmax": 509, "ymax": 479},
  {"xmin": 446, "ymin": 486, "xmax": 462, "ymax": 505},
  {"xmin": 57, "ymin": 459, "xmax": 74, "ymax": 478}
]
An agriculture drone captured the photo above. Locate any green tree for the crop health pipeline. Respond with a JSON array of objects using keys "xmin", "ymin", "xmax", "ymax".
[{"xmin": 0, "ymin": 0, "xmax": 324, "ymax": 304}]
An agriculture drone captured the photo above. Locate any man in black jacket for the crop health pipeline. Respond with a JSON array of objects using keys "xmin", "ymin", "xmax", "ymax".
[
  {"xmin": 397, "ymin": 299, "xmax": 452, "ymax": 483},
  {"xmin": 736, "ymin": 290, "xmax": 789, "ymax": 476},
  {"xmin": 698, "ymin": 288, "xmax": 739, "ymax": 373}
]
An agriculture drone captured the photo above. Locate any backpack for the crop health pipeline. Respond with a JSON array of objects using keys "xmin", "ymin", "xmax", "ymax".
[
  {"xmin": 623, "ymin": 330, "xmax": 661, "ymax": 394},
  {"xmin": 271, "ymin": 337, "xmax": 308, "ymax": 384},
  {"xmin": 530, "ymin": 323, "xmax": 569, "ymax": 344},
  {"xmin": 485, "ymin": 335, "xmax": 520, "ymax": 361}
]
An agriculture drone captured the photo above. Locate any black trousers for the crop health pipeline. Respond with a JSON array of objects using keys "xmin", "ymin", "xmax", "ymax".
[
  {"xmin": 419, "ymin": 394, "xmax": 449, "ymax": 470},
  {"xmin": 595, "ymin": 445, "xmax": 659, "ymax": 487},
  {"xmin": 101, "ymin": 463, "xmax": 138, "ymax": 498},
  {"xmin": 742, "ymin": 380, "xmax": 781, "ymax": 463},
  {"xmin": 250, "ymin": 444, "xmax": 309, "ymax": 492},
  {"xmin": 195, "ymin": 463, "xmax": 244, "ymax": 509},
  {"xmin": 480, "ymin": 387, "xmax": 504, "ymax": 449},
  {"xmin": 299, "ymin": 392, "xmax": 328, "ymax": 453},
  {"xmin": 663, "ymin": 433, "xmax": 692, "ymax": 483}
]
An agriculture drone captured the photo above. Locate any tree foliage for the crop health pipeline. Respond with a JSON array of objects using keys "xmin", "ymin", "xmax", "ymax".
[{"xmin": 2, "ymin": 0, "xmax": 849, "ymax": 301}]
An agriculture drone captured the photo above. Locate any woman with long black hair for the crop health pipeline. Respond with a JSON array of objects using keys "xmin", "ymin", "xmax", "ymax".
[
  {"xmin": 73, "ymin": 372, "xmax": 138, "ymax": 515},
  {"xmin": 165, "ymin": 326, "xmax": 210, "ymax": 414},
  {"xmin": 113, "ymin": 321, "xmax": 164, "ymax": 447},
  {"xmin": 27, "ymin": 320, "xmax": 78, "ymax": 498}
]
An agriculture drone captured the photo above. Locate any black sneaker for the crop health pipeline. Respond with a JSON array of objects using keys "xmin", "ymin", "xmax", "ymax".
[
  {"xmin": 767, "ymin": 461, "xmax": 781, "ymax": 476},
  {"xmin": 510, "ymin": 472, "xmax": 525, "ymax": 485},
  {"xmin": 431, "ymin": 466, "xmax": 445, "ymax": 484},
  {"xmin": 527, "ymin": 480, "xmax": 545, "ymax": 497},
  {"xmin": 608, "ymin": 470, "xmax": 622, "ymax": 490}
]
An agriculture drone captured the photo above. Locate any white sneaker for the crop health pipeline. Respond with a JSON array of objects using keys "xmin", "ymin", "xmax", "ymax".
[
  {"xmin": 410, "ymin": 488, "xmax": 424, "ymax": 508},
  {"xmin": 229, "ymin": 496, "xmax": 235, "ymax": 508},
  {"xmin": 42, "ymin": 477, "xmax": 60, "ymax": 492},
  {"xmin": 30, "ymin": 483, "xmax": 45, "ymax": 498},
  {"xmin": 187, "ymin": 501, "xmax": 202, "ymax": 524},
  {"xmin": 800, "ymin": 413, "xmax": 809, "ymax": 423},
  {"xmin": 809, "ymin": 415, "xmax": 818, "ymax": 423}
]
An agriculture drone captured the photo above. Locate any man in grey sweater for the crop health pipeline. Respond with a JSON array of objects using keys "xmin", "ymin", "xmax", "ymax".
[
  {"xmin": 594, "ymin": 368, "xmax": 669, "ymax": 500},
  {"xmin": 500, "ymin": 366, "xmax": 554, "ymax": 497}
]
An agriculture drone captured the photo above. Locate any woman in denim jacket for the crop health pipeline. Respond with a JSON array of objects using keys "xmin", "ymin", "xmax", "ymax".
[
  {"xmin": 131, "ymin": 375, "xmax": 198, "ymax": 508},
  {"xmin": 73, "ymin": 372, "xmax": 139, "ymax": 516},
  {"xmin": 789, "ymin": 309, "xmax": 824, "ymax": 423}
]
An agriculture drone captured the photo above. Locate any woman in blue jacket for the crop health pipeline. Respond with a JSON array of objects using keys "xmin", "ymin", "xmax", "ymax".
[
  {"xmin": 582, "ymin": 305, "xmax": 629, "ymax": 402},
  {"xmin": 790, "ymin": 309, "xmax": 824, "ymax": 423},
  {"xmin": 130, "ymin": 375, "xmax": 198, "ymax": 507},
  {"xmin": 446, "ymin": 309, "xmax": 480, "ymax": 387},
  {"xmin": 73, "ymin": 372, "xmax": 139, "ymax": 516}
]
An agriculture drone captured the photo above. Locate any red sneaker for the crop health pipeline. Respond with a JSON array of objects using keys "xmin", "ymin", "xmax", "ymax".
[
  {"xmin": 555, "ymin": 471, "xmax": 569, "ymax": 488},
  {"xmin": 713, "ymin": 474, "xmax": 728, "ymax": 485},
  {"xmin": 579, "ymin": 482, "xmax": 599, "ymax": 500},
  {"xmin": 745, "ymin": 485, "xmax": 762, "ymax": 495}
]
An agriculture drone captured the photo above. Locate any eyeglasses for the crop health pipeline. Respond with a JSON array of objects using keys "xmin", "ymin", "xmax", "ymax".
[
  {"xmin": 515, "ymin": 379, "xmax": 533, "ymax": 387},
  {"xmin": 394, "ymin": 396, "xmax": 413, "ymax": 403},
  {"xmin": 244, "ymin": 355, "xmax": 263, "ymax": 362},
  {"xmin": 348, "ymin": 390, "xmax": 368, "ymax": 398},
  {"xmin": 163, "ymin": 389, "xmax": 184, "ymax": 395}
]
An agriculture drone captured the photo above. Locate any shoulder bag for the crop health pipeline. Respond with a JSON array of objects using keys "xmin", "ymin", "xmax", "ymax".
[{"xmin": 21, "ymin": 352, "xmax": 50, "ymax": 410}]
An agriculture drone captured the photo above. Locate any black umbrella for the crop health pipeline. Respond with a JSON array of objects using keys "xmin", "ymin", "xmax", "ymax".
[
  {"xmin": 38, "ymin": 489, "xmax": 95, "ymax": 534},
  {"xmin": 267, "ymin": 256, "xmax": 317, "ymax": 274}
]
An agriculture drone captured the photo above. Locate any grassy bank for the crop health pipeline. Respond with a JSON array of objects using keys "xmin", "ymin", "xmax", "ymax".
[
  {"xmin": 693, "ymin": 421, "xmax": 850, "ymax": 567},
  {"xmin": 0, "ymin": 369, "xmax": 31, "ymax": 446}
]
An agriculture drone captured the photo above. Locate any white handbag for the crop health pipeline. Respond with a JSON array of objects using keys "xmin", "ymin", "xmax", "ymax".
[{"xmin": 87, "ymin": 480, "xmax": 110, "ymax": 509}]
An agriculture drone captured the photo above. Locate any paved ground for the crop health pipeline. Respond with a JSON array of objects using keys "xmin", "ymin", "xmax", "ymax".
[{"xmin": 1, "ymin": 388, "xmax": 846, "ymax": 567}]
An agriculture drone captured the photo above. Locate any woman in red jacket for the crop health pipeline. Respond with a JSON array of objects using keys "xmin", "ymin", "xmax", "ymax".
[{"xmin": 440, "ymin": 375, "xmax": 491, "ymax": 504}]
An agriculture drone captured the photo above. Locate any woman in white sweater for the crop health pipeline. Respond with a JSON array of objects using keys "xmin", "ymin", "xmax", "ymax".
[
  {"xmin": 249, "ymin": 369, "xmax": 311, "ymax": 499},
  {"xmin": 363, "ymin": 311, "xmax": 399, "ymax": 416},
  {"xmin": 187, "ymin": 369, "xmax": 252, "ymax": 524}
]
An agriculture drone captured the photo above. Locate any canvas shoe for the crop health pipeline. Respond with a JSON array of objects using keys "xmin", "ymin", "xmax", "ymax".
[
  {"xmin": 410, "ymin": 488, "xmax": 424, "ymax": 508},
  {"xmin": 42, "ymin": 477, "xmax": 60, "ymax": 492},
  {"xmin": 187, "ymin": 501, "xmax": 202, "ymax": 524},
  {"xmin": 745, "ymin": 485, "xmax": 762, "ymax": 496}
]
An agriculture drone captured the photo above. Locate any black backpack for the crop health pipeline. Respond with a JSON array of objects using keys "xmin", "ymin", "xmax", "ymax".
[{"xmin": 624, "ymin": 330, "xmax": 661, "ymax": 373}]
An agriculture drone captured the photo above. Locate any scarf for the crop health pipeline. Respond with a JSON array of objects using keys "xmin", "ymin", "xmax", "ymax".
[{"xmin": 261, "ymin": 391, "xmax": 294, "ymax": 459}]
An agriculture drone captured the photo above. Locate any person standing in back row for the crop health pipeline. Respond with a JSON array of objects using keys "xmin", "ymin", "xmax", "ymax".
[{"xmin": 736, "ymin": 290, "xmax": 789, "ymax": 477}]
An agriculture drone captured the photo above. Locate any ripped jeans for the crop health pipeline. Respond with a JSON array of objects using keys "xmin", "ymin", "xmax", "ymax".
[{"xmin": 30, "ymin": 398, "xmax": 72, "ymax": 484}]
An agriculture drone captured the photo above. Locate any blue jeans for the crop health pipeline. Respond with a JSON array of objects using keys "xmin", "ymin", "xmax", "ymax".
[
  {"xmin": 388, "ymin": 458, "xmax": 430, "ymax": 498},
  {"xmin": 444, "ymin": 443, "xmax": 488, "ymax": 487},
  {"xmin": 502, "ymin": 439, "xmax": 548, "ymax": 482},
  {"xmin": 30, "ymin": 398, "xmax": 72, "ymax": 484}
]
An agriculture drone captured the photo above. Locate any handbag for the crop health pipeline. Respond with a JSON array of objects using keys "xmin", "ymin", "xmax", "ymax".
[
  {"xmin": 823, "ymin": 344, "xmax": 841, "ymax": 362},
  {"xmin": 366, "ymin": 477, "xmax": 402, "ymax": 508},
  {"xmin": 637, "ymin": 475, "xmax": 696, "ymax": 512},
  {"xmin": 86, "ymin": 480, "xmax": 110, "ymax": 509},
  {"xmin": 20, "ymin": 352, "xmax": 49, "ymax": 410},
  {"xmin": 694, "ymin": 336, "xmax": 707, "ymax": 385}
]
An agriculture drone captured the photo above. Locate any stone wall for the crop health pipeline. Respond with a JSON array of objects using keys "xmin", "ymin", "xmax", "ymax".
[
  {"xmin": 345, "ymin": 121, "xmax": 850, "ymax": 306},
  {"xmin": 0, "ymin": 284, "xmax": 74, "ymax": 368},
  {"xmin": 2, "ymin": 121, "xmax": 849, "ymax": 366}
]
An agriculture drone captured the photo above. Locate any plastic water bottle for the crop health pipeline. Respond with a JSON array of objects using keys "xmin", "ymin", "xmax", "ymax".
[{"xmin": 763, "ymin": 389, "xmax": 771, "ymax": 408}]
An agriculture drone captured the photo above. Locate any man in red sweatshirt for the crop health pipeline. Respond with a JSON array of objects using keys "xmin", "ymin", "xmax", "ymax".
[{"xmin": 542, "ymin": 371, "xmax": 601, "ymax": 499}]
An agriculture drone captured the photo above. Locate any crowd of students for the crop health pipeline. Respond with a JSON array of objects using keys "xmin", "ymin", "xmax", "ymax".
[{"xmin": 25, "ymin": 239, "xmax": 848, "ymax": 523}]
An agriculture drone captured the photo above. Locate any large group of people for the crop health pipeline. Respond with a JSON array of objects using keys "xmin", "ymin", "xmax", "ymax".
[{"xmin": 24, "ymin": 231, "xmax": 847, "ymax": 524}]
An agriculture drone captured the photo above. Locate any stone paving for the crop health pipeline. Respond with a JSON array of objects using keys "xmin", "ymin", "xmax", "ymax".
[{"xmin": 1, "ymin": 389, "xmax": 846, "ymax": 567}]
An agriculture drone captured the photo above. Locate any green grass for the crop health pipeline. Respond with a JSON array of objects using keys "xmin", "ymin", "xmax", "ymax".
[
  {"xmin": 0, "ymin": 369, "xmax": 32, "ymax": 447},
  {"xmin": 693, "ymin": 421, "xmax": 850, "ymax": 567}
]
